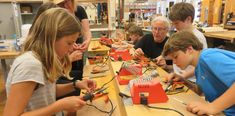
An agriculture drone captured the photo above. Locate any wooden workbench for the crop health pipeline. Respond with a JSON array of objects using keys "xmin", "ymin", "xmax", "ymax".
[
  {"xmin": 0, "ymin": 51, "xmax": 20, "ymax": 81},
  {"xmin": 87, "ymin": 40, "xmax": 110, "ymax": 56},
  {"xmin": 78, "ymin": 59, "xmax": 224, "ymax": 116},
  {"xmin": 204, "ymin": 30, "xmax": 235, "ymax": 43}
]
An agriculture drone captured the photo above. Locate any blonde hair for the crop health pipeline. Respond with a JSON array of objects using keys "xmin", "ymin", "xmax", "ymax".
[
  {"xmin": 162, "ymin": 30, "xmax": 203, "ymax": 57},
  {"xmin": 23, "ymin": 8, "xmax": 81, "ymax": 82}
]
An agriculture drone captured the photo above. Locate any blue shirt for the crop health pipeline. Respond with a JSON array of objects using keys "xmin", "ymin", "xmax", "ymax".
[{"xmin": 195, "ymin": 48, "xmax": 235, "ymax": 116}]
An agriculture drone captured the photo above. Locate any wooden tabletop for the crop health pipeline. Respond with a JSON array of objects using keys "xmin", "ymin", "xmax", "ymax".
[
  {"xmin": 88, "ymin": 40, "xmax": 110, "ymax": 52},
  {"xmin": 78, "ymin": 59, "xmax": 224, "ymax": 116},
  {"xmin": 77, "ymin": 59, "xmax": 125, "ymax": 116},
  {"xmin": 204, "ymin": 30, "xmax": 235, "ymax": 43},
  {"xmin": 0, "ymin": 51, "xmax": 20, "ymax": 59}
]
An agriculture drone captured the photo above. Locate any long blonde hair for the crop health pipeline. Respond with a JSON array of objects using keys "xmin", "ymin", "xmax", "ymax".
[{"xmin": 23, "ymin": 8, "xmax": 81, "ymax": 82}]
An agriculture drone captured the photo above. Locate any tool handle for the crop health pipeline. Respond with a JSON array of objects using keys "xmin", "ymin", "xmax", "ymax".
[{"xmin": 83, "ymin": 93, "xmax": 94, "ymax": 101}]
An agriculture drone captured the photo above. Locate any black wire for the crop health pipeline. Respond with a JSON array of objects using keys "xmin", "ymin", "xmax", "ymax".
[
  {"xmin": 86, "ymin": 99, "xmax": 116, "ymax": 115},
  {"xmin": 86, "ymin": 103, "xmax": 110, "ymax": 113},
  {"xmin": 142, "ymin": 67, "xmax": 156, "ymax": 74},
  {"xmin": 100, "ymin": 76, "xmax": 116, "ymax": 89},
  {"xmin": 146, "ymin": 105, "xmax": 184, "ymax": 116}
]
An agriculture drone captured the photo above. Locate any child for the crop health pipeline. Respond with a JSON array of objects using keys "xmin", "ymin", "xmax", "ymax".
[
  {"xmin": 162, "ymin": 30, "xmax": 235, "ymax": 116},
  {"xmin": 128, "ymin": 25, "xmax": 144, "ymax": 46},
  {"xmin": 4, "ymin": 8, "xmax": 96, "ymax": 116},
  {"xmin": 167, "ymin": 2, "xmax": 208, "ymax": 82}
]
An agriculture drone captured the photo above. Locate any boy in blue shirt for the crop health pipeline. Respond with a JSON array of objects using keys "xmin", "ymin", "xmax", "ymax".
[{"xmin": 162, "ymin": 30, "xmax": 235, "ymax": 116}]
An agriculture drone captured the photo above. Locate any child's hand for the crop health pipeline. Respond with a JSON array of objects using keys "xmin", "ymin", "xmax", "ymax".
[
  {"xmin": 164, "ymin": 73, "xmax": 180, "ymax": 82},
  {"xmin": 69, "ymin": 50, "xmax": 83, "ymax": 62},
  {"xmin": 76, "ymin": 79, "xmax": 97, "ymax": 92},
  {"xmin": 186, "ymin": 101, "xmax": 216, "ymax": 115},
  {"xmin": 57, "ymin": 96, "xmax": 86, "ymax": 112}
]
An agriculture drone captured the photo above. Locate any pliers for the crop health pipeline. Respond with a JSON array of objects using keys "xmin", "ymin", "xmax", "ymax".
[{"xmin": 83, "ymin": 87, "xmax": 109, "ymax": 102}]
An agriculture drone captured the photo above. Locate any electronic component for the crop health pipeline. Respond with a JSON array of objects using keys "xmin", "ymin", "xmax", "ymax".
[{"xmin": 129, "ymin": 77, "xmax": 168, "ymax": 104}]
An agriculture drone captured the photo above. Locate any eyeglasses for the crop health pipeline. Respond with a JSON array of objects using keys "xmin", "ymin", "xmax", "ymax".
[{"xmin": 152, "ymin": 27, "xmax": 168, "ymax": 32}]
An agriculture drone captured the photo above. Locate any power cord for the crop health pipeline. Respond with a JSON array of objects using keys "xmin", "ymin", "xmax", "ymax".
[
  {"xmin": 86, "ymin": 99, "xmax": 116, "ymax": 116},
  {"xmin": 100, "ymin": 76, "xmax": 116, "ymax": 89},
  {"xmin": 140, "ymin": 94, "xmax": 184, "ymax": 116},
  {"xmin": 145, "ymin": 105, "xmax": 184, "ymax": 116}
]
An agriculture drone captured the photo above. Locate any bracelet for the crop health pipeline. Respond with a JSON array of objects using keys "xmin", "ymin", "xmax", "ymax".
[{"xmin": 73, "ymin": 80, "xmax": 80, "ymax": 90}]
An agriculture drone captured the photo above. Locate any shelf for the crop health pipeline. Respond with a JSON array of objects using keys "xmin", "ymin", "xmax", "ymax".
[
  {"xmin": 76, "ymin": 0, "xmax": 107, "ymax": 3},
  {"xmin": 0, "ymin": 0, "xmax": 42, "ymax": 3},
  {"xmin": 21, "ymin": 13, "xmax": 34, "ymax": 15}
]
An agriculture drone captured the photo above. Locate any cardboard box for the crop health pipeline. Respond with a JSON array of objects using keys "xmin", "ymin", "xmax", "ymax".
[{"xmin": 21, "ymin": 6, "xmax": 32, "ymax": 13}]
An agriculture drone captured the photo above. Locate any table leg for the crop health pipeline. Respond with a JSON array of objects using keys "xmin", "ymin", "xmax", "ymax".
[{"xmin": 1, "ymin": 59, "xmax": 8, "ymax": 81}]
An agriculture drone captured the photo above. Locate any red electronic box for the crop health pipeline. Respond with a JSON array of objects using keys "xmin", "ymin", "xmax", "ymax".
[
  {"xmin": 116, "ymin": 64, "xmax": 142, "ymax": 85},
  {"xmin": 130, "ymin": 79, "xmax": 168, "ymax": 104},
  {"xmin": 109, "ymin": 49, "xmax": 132, "ymax": 61}
]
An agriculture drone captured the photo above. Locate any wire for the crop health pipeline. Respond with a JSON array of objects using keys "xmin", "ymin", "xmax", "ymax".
[
  {"xmin": 100, "ymin": 76, "xmax": 116, "ymax": 89},
  {"xmin": 95, "ymin": 56, "xmax": 110, "ymax": 67},
  {"xmin": 145, "ymin": 105, "xmax": 184, "ymax": 116},
  {"xmin": 142, "ymin": 67, "xmax": 156, "ymax": 74},
  {"xmin": 166, "ymin": 88, "xmax": 189, "ymax": 95},
  {"xmin": 86, "ymin": 99, "xmax": 116, "ymax": 115}
]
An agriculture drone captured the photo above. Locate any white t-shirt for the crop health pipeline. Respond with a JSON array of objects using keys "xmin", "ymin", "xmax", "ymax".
[
  {"xmin": 6, "ymin": 51, "xmax": 62, "ymax": 116},
  {"xmin": 173, "ymin": 28, "xmax": 208, "ymax": 82}
]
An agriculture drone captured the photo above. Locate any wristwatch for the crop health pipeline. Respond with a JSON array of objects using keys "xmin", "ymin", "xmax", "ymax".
[{"xmin": 73, "ymin": 80, "xmax": 80, "ymax": 90}]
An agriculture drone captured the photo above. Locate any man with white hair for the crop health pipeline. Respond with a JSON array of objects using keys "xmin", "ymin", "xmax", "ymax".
[{"xmin": 133, "ymin": 16, "xmax": 171, "ymax": 67}]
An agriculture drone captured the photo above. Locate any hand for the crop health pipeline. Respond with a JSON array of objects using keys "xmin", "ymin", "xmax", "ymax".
[
  {"xmin": 73, "ymin": 43, "xmax": 82, "ymax": 50},
  {"xmin": 164, "ymin": 73, "xmax": 180, "ymax": 82},
  {"xmin": 64, "ymin": 0, "xmax": 74, "ymax": 13},
  {"xmin": 76, "ymin": 79, "xmax": 97, "ymax": 92},
  {"xmin": 187, "ymin": 102, "xmax": 217, "ymax": 115},
  {"xmin": 56, "ymin": 96, "xmax": 86, "ymax": 112},
  {"xmin": 133, "ymin": 48, "xmax": 144, "ymax": 58},
  {"xmin": 69, "ymin": 50, "xmax": 83, "ymax": 62},
  {"xmin": 79, "ymin": 40, "xmax": 90, "ymax": 52},
  {"xmin": 155, "ymin": 55, "xmax": 166, "ymax": 67}
]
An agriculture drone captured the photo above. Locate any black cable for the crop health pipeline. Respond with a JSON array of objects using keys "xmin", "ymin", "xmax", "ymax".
[
  {"xmin": 86, "ymin": 103, "xmax": 110, "ymax": 113},
  {"xmin": 86, "ymin": 99, "xmax": 116, "ymax": 115},
  {"xmin": 142, "ymin": 67, "xmax": 156, "ymax": 74},
  {"xmin": 145, "ymin": 105, "xmax": 184, "ymax": 116},
  {"xmin": 100, "ymin": 76, "xmax": 116, "ymax": 89}
]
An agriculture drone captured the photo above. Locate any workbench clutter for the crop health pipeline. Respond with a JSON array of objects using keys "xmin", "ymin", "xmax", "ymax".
[
  {"xmin": 116, "ymin": 62, "xmax": 142, "ymax": 85},
  {"xmin": 109, "ymin": 49, "xmax": 132, "ymax": 61},
  {"xmin": 81, "ymin": 76, "xmax": 116, "ymax": 116},
  {"xmin": 111, "ymin": 41, "xmax": 132, "ymax": 51},
  {"xmin": 164, "ymin": 80, "xmax": 188, "ymax": 95},
  {"xmin": 0, "ymin": 35, "xmax": 20, "ymax": 52},
  {"xmin": 99, "ymin": 37, "xmax": 113, "ymax": 47}
]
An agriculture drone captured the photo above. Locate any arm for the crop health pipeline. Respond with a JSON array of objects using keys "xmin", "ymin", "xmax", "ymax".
[
  {"xmin": 80, "ymin": 19, "xmax": 92, "ymax": 51},
  {"xmin": 132, "ymin": 48, "xmax": 144, "ymax": 59},
  {"xmin": 179, "ymin": 67, "xmax": 195, "ymax": 79},
  {"xmin": 187, "ymin": 83, "xmax": 235, "ymax": 115},
  {"xmin": 3, "ymin": 82, "xmax": 81, "ymax": 116}
]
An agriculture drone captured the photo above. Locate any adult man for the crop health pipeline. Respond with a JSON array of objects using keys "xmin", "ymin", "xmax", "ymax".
[{"xmin": 133, "ymin": 16, "xmax": 171, "ymax": 66}]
